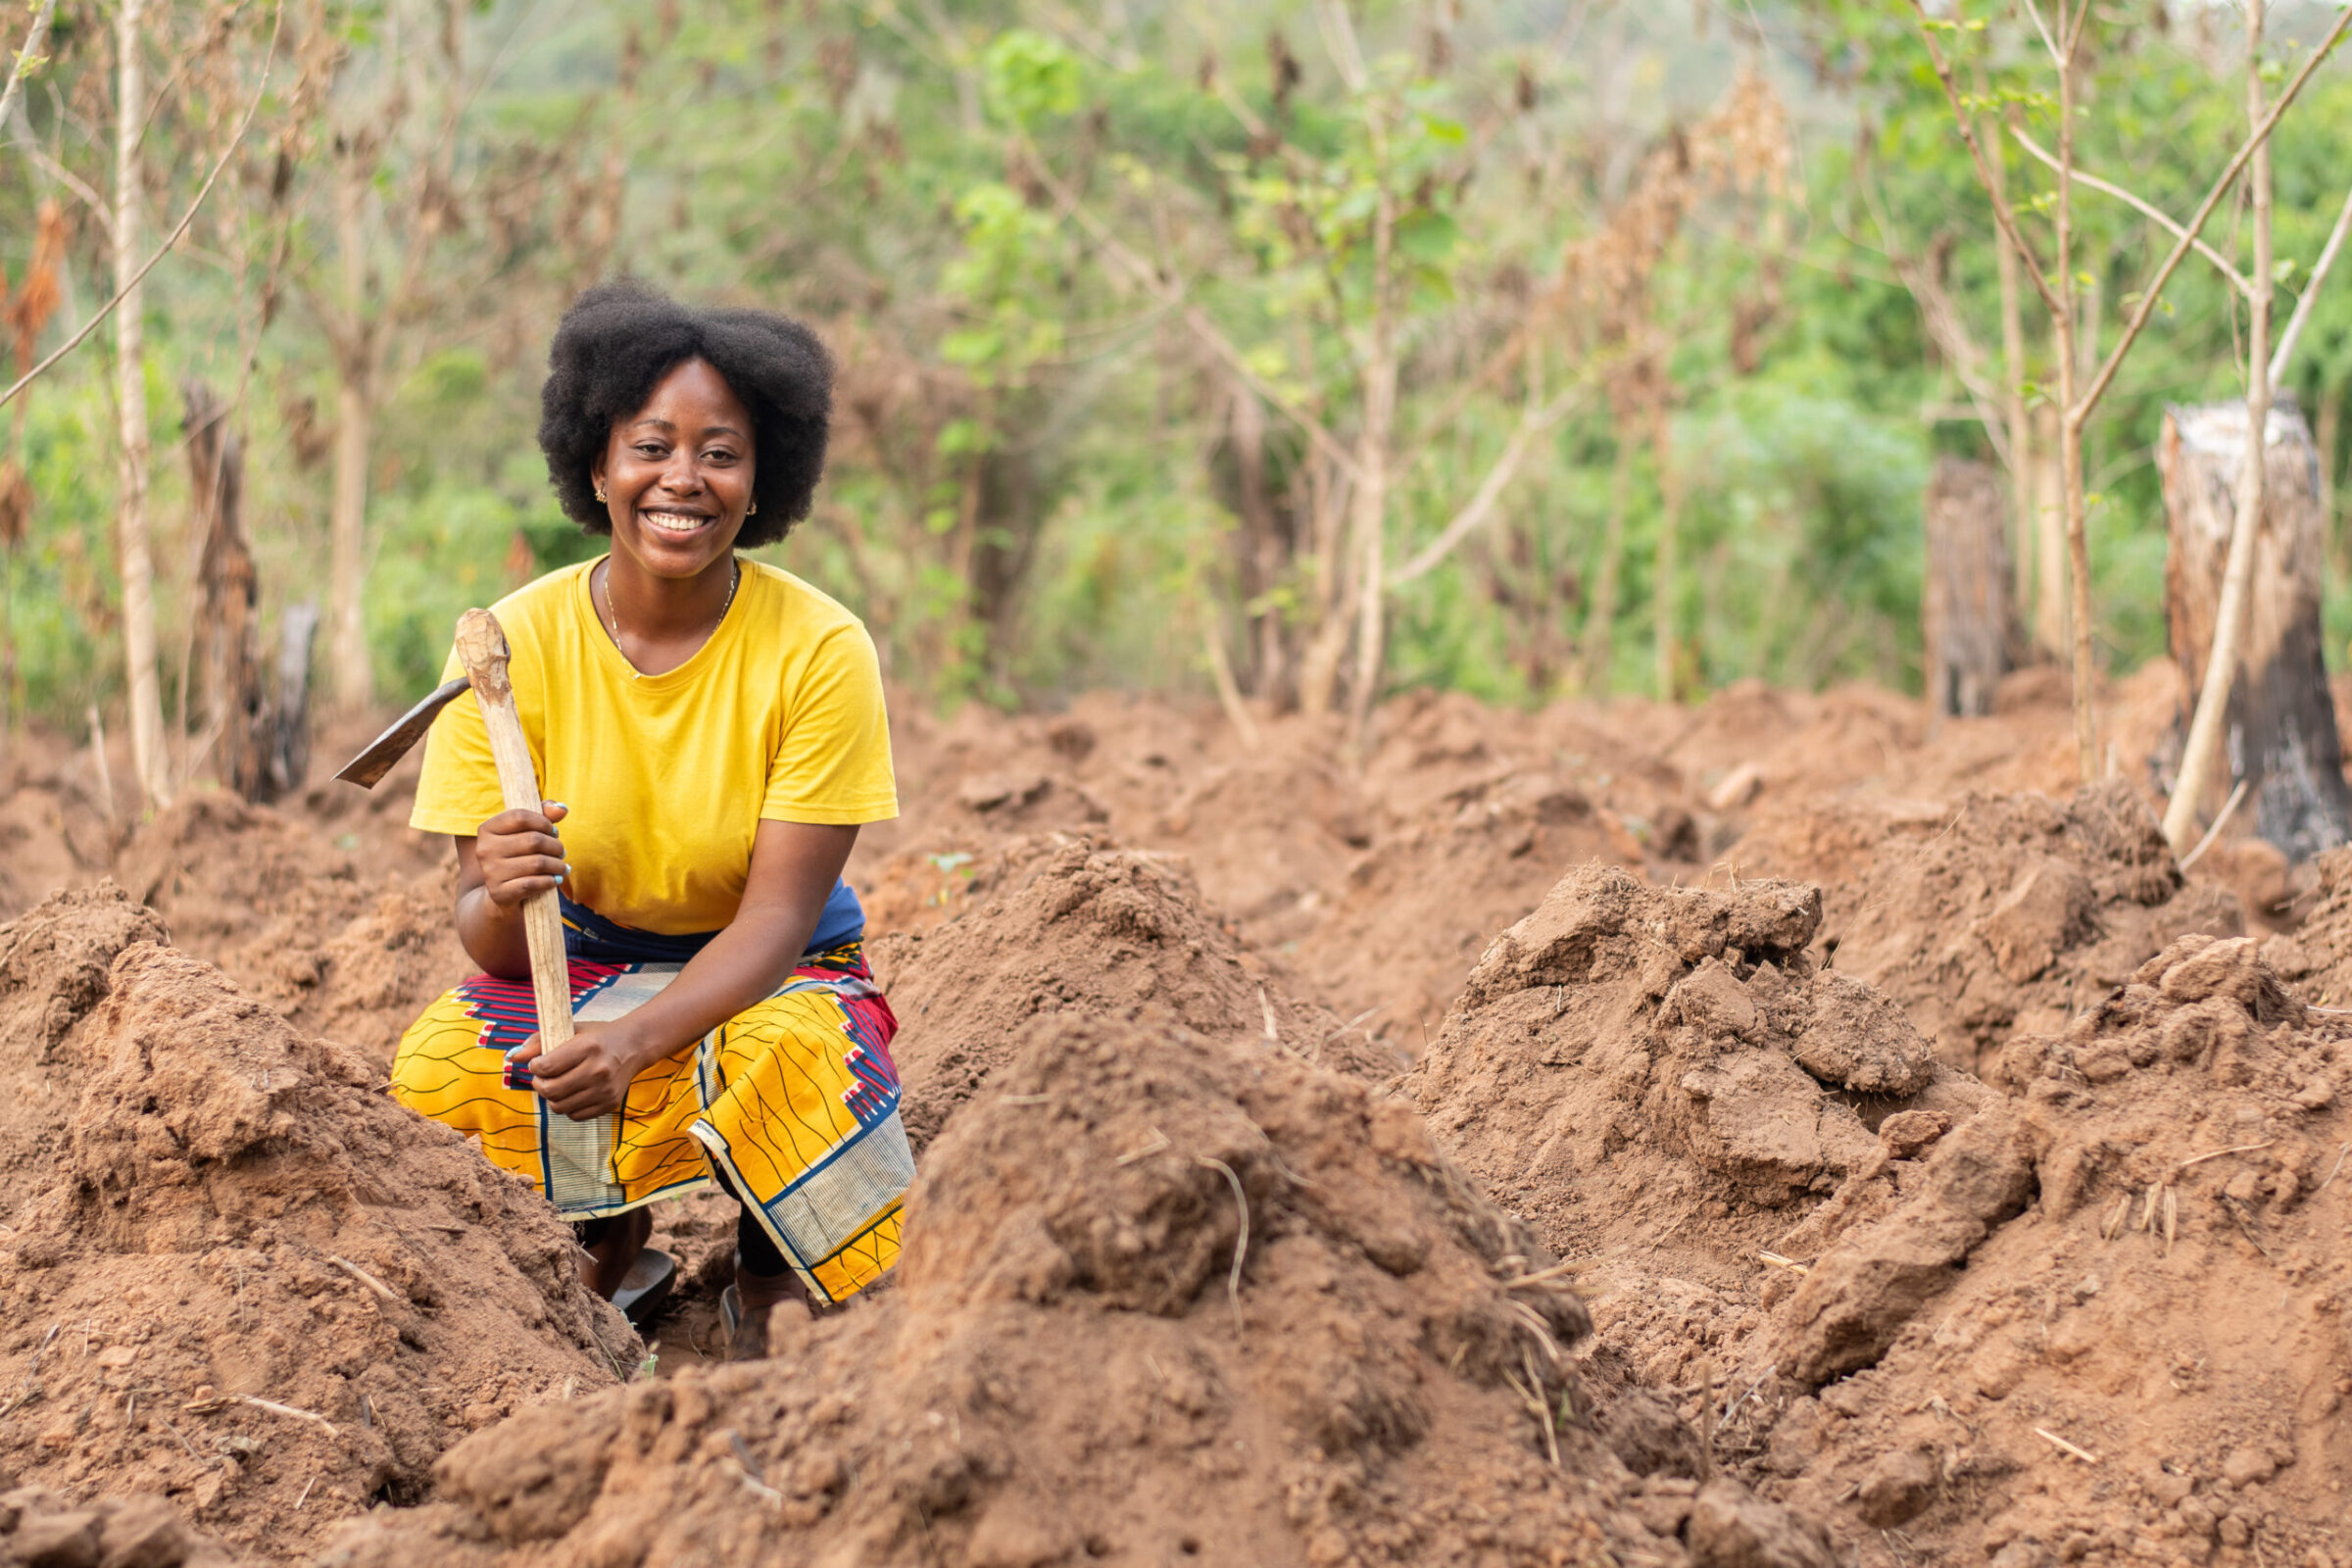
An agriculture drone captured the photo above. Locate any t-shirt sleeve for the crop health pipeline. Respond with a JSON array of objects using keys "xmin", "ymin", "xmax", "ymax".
[
  {"xmin": 762, "ymin": 622, "xmax": 899, "ymax": 825},
  {"xmin": 409, "ymin": 647, "xmax": 510, "ymax": 837}
]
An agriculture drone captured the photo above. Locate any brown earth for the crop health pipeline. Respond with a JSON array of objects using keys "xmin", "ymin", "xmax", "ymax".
[
  {"xmin": 318, "ymin": 1009, "xmax": 1837, "ymax": 1568},
  {"xmin": 0, "ymin": 886, "xmax": 640, "ymax": 1564},
  {"xmin": 1790, "ymin": 782, "xmax": 2245, "ymax": 1075},
  {"xmin": 2, "ymin": 663, "xmax": 2349, "ymax": 1567},
  {"xmin": 1413, "ymin": 853, "xmax": 2352, "ymax": 1568}
]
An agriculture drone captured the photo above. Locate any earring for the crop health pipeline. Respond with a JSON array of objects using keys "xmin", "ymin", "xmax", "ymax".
[
  {"xmin": 747, "ymin": 500, "xmax": 758, "ymax": 515},
  {"xmin": 595, "ymin": 487, "xmax": 608, "ymax": 503}
]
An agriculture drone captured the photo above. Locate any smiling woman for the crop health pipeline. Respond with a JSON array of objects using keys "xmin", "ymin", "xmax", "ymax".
[{"xmin": 386, "ymin": 281, "xmax": 908, "ymax": 1360}]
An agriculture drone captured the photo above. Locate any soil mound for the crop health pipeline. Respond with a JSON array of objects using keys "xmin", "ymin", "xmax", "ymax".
[
  {"xmin": 1720, "ymin": 934, "xmax": 2352, "ymax": 1566},
  {"xmin": 1812, "ymin": 782, "xmax": 2243, "ymax": 1074},
  {"xmin": 0, "ymin": 1484, "xmax": 238, "ymax": 1567},
  {"xmin": 1411, "ymin": 864, "xmax": 1996, "ymax": 1298},
  {"xmin": 0, "ymin": 887, "xmax": 638, "ymax": 1562},
  {"xmin": 872, "ymin": 834, "xmax": 1361, "ymax": 1152},
  {"xmin": 859, "ymin": 688, "xmax": 1704, "ymax": 1060},
  {"xmin": 319, "ymin": 1010, "xmax": 1837, "ymax": 1568}
]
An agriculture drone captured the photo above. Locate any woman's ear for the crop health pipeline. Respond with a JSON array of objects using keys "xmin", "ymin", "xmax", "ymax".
[{"xmin": 588, "ymin": 452, "xmax": 608, "ymax": 501}]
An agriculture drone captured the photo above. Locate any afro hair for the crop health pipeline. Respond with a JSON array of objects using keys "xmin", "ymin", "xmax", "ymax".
[{"xmin": 536, "ymin": 279, "xmax": 833, "ymax": 548}]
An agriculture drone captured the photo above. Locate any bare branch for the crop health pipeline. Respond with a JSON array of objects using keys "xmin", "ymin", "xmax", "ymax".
[
  {"xmin": 2076, "ymin": 2, "xmax": 2352, "ymax": 422},
  {"xmin": 5, "ymin": 108, "xmax": 107, "ymax": 217},
  {"xmin": 1021, "ymin": 143, "xmax": 1363, "ymax": 484},
  {"xmin": 0, "ymin": 0, "xmax": 283, "ymax": 413},
  {"xmin": 2270, "ymin": 176, "xmax": 2352, "ymax": 385},
  {"xmin": 0, "ymin": 0, "xmax": 59, "ymax": 131},
  {"xmin": 1857, "ymin": 159, "xmax": 2015, "ymax": 469},
  {"xmin": 1905, "ymin": 5, "xmax": 2064, "ymax": 317},
  {"xmin": 2010, "ymin": 126, "xmax": 2254, "ymax": 299},
  {"xmin": 1391, "ymin": 385, "xmax": 1591, "ymax": 585},
  {"xmin": 2016, "ymin": 0, "xmax": 2064, "ymax": 68}
]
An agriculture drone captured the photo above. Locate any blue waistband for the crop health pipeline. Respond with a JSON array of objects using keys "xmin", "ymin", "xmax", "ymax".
[{"xmin": 558, "ymin": 878, "xmax": 866, "ymax": 964}]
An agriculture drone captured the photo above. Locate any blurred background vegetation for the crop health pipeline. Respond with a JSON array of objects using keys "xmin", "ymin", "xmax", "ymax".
[{"xmin": 6, "ymin": 0, "xmax": 2352, "ymax": 774}]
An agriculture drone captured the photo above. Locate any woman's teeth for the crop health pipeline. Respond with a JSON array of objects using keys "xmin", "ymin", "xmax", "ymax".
[{"xmin": 642, "ymin": 510, "xmax": 709, "ymax": 535}]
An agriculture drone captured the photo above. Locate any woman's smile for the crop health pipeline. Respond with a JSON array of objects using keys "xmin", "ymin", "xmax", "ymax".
[{"xmin": 640, "ymin": 505, "xmax": 716, "ymax": 537}]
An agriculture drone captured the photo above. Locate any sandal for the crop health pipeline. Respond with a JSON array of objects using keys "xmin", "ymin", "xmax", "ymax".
[{"xmin": 612, "ymin": 1246, "xmax": 676, "ymax": 1330}]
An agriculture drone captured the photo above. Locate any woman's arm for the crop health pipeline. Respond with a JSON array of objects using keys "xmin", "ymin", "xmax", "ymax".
[{"xmin": 516, "ymin": 818, "xmax": 859, "ymax": 1120}]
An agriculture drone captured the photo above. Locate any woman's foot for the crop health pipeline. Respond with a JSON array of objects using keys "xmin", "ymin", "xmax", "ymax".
[
  {"xmin": 580, "ymin": 1205, "xmax": 654, "ymax": 1299},
  {"xmin": 723, "ymin": 1262, "xmax": 816, "ymax": 1361}
]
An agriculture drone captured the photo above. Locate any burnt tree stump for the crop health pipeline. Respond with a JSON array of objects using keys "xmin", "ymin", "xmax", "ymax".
[
  {"xmin": 1922, "ymin": 455, "xmax": 2017, "ymax": 721},
  {"xmin": 2157, "ymin": 397, "xmax": 2352, "ymax": 863}
]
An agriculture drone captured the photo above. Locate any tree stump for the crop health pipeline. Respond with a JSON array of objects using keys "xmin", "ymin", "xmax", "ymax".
[
  {"xmin": 1922, "ymin": 455, "xmax": 2017, "ymax": 720},
  {"xmin": 185, "ymin": 383, "xmax": 271, "ymax": 801},
  {"xmin": 2157, "ymin": 397, "xmax": 2352, "ymax": 863}
]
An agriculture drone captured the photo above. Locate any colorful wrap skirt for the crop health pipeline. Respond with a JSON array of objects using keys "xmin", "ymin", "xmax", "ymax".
[{"xmin": 389, "ymin": 942, "xmax": 912, "ymax": 1305}]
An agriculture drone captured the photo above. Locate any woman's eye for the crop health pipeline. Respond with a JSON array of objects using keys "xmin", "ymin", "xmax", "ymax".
[
  {"xmin": 705, "ymin": 449, "xmax": 738, "ymax": 465},
  {"xmin": 635, "ymin": 445, "xmax": 665, "ymax": 459}
]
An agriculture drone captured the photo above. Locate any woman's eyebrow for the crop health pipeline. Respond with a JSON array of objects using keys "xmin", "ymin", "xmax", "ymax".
[{"xmin": 627, "ymin": 416, "xmax": 744, "ymax": 439}]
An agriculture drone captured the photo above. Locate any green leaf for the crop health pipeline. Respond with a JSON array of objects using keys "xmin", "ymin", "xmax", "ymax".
[{"xmin": 1396, "ymin": 211, "xmax": 1459, "ymax": 266}]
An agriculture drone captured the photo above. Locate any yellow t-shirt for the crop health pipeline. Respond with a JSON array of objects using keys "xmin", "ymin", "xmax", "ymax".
[{"xmin": 410, "ymin": 558, "xmax": 897, "ymax": 938}]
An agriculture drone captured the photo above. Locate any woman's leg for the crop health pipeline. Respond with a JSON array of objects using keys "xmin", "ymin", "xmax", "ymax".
[{"xmin": 572, "ymin": 1207, "xmax": 655, "ymax": 1299}]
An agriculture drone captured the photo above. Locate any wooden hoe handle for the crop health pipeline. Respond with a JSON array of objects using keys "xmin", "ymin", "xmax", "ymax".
[{"xmin": 455, "ymin": 609, "xmax": 575, "ymax": 1051}]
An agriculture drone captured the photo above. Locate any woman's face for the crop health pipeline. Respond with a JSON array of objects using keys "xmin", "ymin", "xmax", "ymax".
[{"xmin": 590, "ymin": 357, "xmax": 756, "ymax": 581}]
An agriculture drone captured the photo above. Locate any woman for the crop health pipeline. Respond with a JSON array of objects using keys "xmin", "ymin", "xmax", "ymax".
[{"xmin": 391, "ymin": 280, "xmax": 907, "ymax": 1358}]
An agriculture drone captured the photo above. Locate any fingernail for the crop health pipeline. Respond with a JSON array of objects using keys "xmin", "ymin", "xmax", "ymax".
[{"xmin": 548, "ymin": 802, "xmax": 565, "ymax": 810}]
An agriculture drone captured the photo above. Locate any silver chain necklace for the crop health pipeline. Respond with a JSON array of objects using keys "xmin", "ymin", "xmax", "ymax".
[{"xmin": 596, "ymin": 557, "xmax": 739, "ymax": 679}]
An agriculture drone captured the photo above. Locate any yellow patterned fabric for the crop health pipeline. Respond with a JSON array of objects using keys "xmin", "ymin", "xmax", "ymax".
[{"xmin": 390, "ymin": 948, "xmax": 910, "ymax": 1305}]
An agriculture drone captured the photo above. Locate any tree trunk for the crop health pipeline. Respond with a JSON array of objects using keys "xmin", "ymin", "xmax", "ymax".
[
  {"xmin": 2029, "ymin": 403, "xmax": 2069, "ymax": 659},
  {"xmin": 329, "ymin": 363, "xmax": 374, "ymax": 712},
  {"xmin": 2163, "ymin": 0, "xmax": 2290, "ymax": 854},
  {"xmin": 327, "ymin": 142, "xmax": 376, "ymax": 714},
  {"xmin": 1922, "ymin": 455, "xmax": 2016, "ymax": 722},
  {"xmin": 113, "ymin": 0, "xmax": 170, "ymax": 809},
  {"xmin": 1994, "ymin": 117, "xmax": 2035, "ymax": 631},
  {"xmin": 2156, "ymin": 398, "xmax": 2352, "ymax": 862},
  {"xmin": 184, "ymin": 382, "xmax": 270, "ymax": 800},
  {"xmin": 271, "ymin": 600, "xmax": 318, "ymax": 798}
]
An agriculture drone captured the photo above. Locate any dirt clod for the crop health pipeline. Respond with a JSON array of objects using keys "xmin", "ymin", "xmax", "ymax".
[{"xmin": 0, "ymin": 891, "xmax": 636, "ymax": 1562}]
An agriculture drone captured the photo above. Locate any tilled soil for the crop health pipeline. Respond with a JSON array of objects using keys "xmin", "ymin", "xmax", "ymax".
[
  {"xmin": 0, "ymin": 887, "xmax": 640, "ymax": 1563},
  {"xmin": 1, "ymin": 666, "xmax": 2348, "ymax": 1568},
  {"xmin": 318, "ymin": 1010, "xmax": 1825, "ymax": 1568}
]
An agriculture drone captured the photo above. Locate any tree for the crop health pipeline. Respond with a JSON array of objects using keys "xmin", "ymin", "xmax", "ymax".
[{"xmin": 1907, "ymin": 0, "xmax": 2352, "ymax": 789}]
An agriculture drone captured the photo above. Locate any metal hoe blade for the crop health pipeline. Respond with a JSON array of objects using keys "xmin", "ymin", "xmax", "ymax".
[{"xmin": 332, "ymin": 675, "xmax": 472, "ymax": 788}]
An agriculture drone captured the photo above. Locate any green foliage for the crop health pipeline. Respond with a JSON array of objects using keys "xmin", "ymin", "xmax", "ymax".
[{"xmin": 18, "ymin": 0, "xmax": 2352, "ymax": 745}]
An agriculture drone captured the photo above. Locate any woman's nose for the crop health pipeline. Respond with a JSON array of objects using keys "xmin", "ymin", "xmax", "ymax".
[{"xmin": 657, "ymin": 455, "xmax": 705, "ymax": 492}]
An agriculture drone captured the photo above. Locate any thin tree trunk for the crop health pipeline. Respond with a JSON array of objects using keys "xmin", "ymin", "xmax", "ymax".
[
  {"xmin": 329, "ymin": 365, "xmax": 374, "ymax": 711},
  {"xmin": 2031, "ymin": 404, "xmax": 2069, "ymax": 659},
  {"xmin": 2165, "ymin": 0, "xmax": 2278, "ymax": 853},
  {"xmin": 1994, "ymin": 121, "xmax": 2035, "ymax": 635},
  {"xmin": 327, "ymin": 147, "xmax": 375, "ymax": 713},
  {"xmin": 1344, "ymin": 109, "xmax": 1399, "ymax": 750},
  {"xmin": 1296, "ymin": 460, "xmax": 1352, "ymax": 717},
  {"xmin": 2053, "ymin": 22, "xmax": 2097, "ymax": 780},
  {"xmin": 114, "ymin": 0, "xmax": 170, "ymax": 809},
  {"xmin": 1582, "ymin": 414, "xmax": 1635, "ymax": 694},
  {"xmin": 1344, "ymin": 341, "xmax": 1395, "ymax": 745}
]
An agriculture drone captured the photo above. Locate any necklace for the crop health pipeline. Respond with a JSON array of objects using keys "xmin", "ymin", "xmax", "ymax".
[{"xmin": 596, "ymin": 557, "xmax": 739, "ymax": 679}]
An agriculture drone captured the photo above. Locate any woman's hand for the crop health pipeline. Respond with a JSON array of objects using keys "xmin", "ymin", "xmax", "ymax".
[
  {"xmin": 475, "ymin": 801, "xmax": 570, "ymax": 909},
  {"xmin": 509, "ymin": 1019, "xmax": 652, "ymax": 1120}
]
